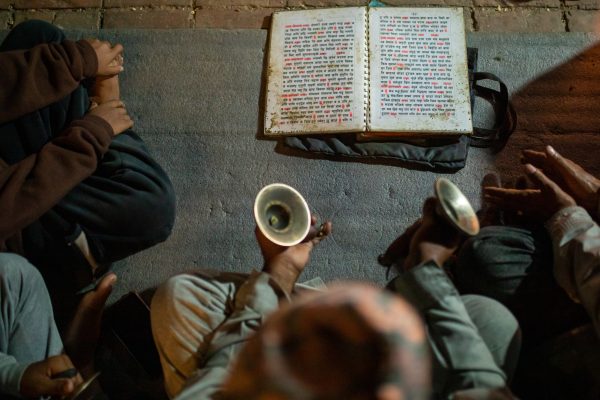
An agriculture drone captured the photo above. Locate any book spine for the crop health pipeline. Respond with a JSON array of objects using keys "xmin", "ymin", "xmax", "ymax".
[{"xmin": 364, "ymin": 8, "xmax": 370, "ymax": 130}]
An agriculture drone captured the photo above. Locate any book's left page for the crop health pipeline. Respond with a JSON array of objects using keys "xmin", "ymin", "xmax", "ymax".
[{"xmin": 264, "ymin": 7, "xmax": 367, "ymax": 136}]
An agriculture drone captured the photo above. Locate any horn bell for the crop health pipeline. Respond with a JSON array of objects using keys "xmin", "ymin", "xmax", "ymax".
[
  {"xmin": 254, "ymin": 183, "xmax": 311, "ymax": 247},
  {"xmin": 434, "ymin": 178, "xmax": 480, "ymax": 237}
]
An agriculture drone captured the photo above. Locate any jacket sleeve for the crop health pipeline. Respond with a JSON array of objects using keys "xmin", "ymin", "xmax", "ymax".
[
  {"xmin": 0, "ymin": 40, "xmax": 97, "ymax": 124},
  {"xmin": 0, "ymin": 115, "xmax": 113, "ymax": 242},
  {"xmin": 0, "ymin": 352, "xmax": 28, "ymax": 397},
  {"xmin": 389, "ymin": 262, "xmax": 508, "ymax": 398},
  {"xmin": 546, "ymin": 205, "xmax": 600, "ymax": 338}
]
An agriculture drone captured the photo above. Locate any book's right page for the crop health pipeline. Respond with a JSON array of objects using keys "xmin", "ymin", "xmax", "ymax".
[{"xmin": 368, "ymin": 7, "xmax": 472, "ymax": 135}]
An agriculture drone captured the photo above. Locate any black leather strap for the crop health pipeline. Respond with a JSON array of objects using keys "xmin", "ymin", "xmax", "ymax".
[{"xmin": 470, "ymin": 72, "xmax": 517, "ymax": 151}]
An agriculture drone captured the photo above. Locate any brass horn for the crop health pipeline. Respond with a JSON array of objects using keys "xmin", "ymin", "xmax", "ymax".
[
  {"xmin": 434, "ymin": 178, "xmax": 480, "ymax": 236},
  {"xmin": 254, "ymin": 183, "xmax": 311, "ymax": 247}
]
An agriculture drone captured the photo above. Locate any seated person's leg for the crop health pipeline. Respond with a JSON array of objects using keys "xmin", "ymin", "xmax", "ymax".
[
  {"xmin": 0, "ymin": 20, "xmax": 90, "ymax": 274},
  {"xmin": 0, "ymin": 21, "xmax": 175, "ymax": 277},
  {"xmin": 0, "ymin": 253, "xmax": 63, "ymax": 373},
  {"xmin": 454, "ymin": 225, "xmax": 589, "ymax": 346},
  {"xmin": 0, "ymin": 20, "xmax": 87, "ymax": 164},
  {"xmin": 460, "ymin": 295, "xmax": 521, "ymax": 383},
  {"xmin": 454, "ymin": 225, "xmax": 550, "ymax": 304},
  {"xmin": 0, "ymin": 20, "xmax": 64, "ymax": 52},
  {"xmin": 429, "ymin": 295, "xmax": 521, "ymax": 399},
  {"xmin": 52, "ymin": 130, "xmax": 176, "ymax": 264},
  {"xmin": 150, "ymin": 273, "xmax": 246, "ymax": 398}
]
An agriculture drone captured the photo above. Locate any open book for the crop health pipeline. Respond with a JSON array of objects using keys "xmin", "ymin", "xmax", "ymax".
[{"xmin": 264, "ymin": 7, "xmax": 472, "ymax": 139}]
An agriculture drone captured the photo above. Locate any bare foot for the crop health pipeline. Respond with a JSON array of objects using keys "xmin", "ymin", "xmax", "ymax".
[
  {"xmin": 63, "ymin": 273, "xmax": 117, "ymax": 375},
  {"xmin": 90, "ymin": 74, "xmax": 120, "ymax": 104}
]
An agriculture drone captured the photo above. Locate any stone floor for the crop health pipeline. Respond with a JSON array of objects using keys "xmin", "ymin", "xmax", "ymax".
[{"xmin": 0, "ymin": 0, "xmax": 599, "ymax": 32}]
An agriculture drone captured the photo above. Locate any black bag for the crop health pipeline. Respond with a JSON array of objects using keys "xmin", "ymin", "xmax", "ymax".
[{"xmin": 279, "ymin": 48, "xmax": 516, "ymax": 172}]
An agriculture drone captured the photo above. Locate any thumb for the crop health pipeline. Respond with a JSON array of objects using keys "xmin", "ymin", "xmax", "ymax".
[
  {"xmin": 44, "ymin": 378, "xmax": 75, "ymax": 396},
  {"xmin": 105, "ymin": 64, "xmax": 124, "ymax": 75}
]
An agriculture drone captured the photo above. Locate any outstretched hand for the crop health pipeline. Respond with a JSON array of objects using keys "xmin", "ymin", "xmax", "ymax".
[
  {"xmin": 484, "ymin": 164, "xmax": 576, "ymax": 222},
  {"xmin": 257, "ymin": 215, "xmax": 332, "ymax": 294},
  {"xmin": 85, "ymin": 39, "xmax": 124, "ymax": 76},
  {"xmin": 381, "ymin": 198, "xmax": 461, "ymax": 271},
  {"xmin": 522, "ymin": 145, "xmax": 599, "ymax": 216}
]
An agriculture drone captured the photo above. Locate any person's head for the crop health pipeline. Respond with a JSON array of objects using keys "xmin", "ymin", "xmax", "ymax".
[{"xmin": 221, "ymin": 283, "xmax": 430, "ymax": 400}]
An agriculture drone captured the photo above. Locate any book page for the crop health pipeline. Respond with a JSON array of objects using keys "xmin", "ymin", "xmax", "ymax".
[
  {"xmin": 265, "ymin": 8, "xmax": 367, "ymax": 135},
  {"xmin": 368, "ymin": 8, "xmax": 472, "ymax": 134}
]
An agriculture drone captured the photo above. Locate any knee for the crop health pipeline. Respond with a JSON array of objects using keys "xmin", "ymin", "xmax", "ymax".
[
  {"xmin": 10, "ymin": 20, "xmax": 65, "ymax": 45},
  {"xmin": 457, "ymin": 227, "xmax": 505, "ymax": 273},
  {"xmin": 455, "ymin": 226, "xmax": 536, "ymax": 295},
  {"xmin": 117, "ymin": 134, "xmax": 177, "ymax": 245},
  {"xmin": 463, "ymin": 295, "xmax": 520, "ymax": 337},
  {"xmin": 151, "ymin": 274, "xmax": 194, "ymax": 324},
  {"xmin": 151, "ymin": 273, "xmax": 229, "ymax": 331},
  {"xmin": 130, "ymin": 178, "xmax": 176, "ymax": 248},
  {"xmin": 152, "ymin": 275, "xmax": 182, "ymax": 308},
  {"xmin": 462, "ymin": 295, "xmax": 522, "ymax": 379},
  {"xmin": 145, "ymin": 176, "xmax": 176, "ymax": 244}
]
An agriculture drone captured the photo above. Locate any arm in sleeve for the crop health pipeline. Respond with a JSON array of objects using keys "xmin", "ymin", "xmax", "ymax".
[
  {"xmin": 0, "ymin": 115, "xmax": 113, "ymax": 243},
  {"xmin": 175, "ymin": 271, "xmax": 287, "ymax": 399},
  {"xmin": 0, "ymin": 40, "xmax": 97, "ymax": 124},
  {"xmin": 389, "ymin": 262, "xmax": 507, "ymax": 397},
  {"xmin": 546, "ymin": 205, "xmax": 600, "ymax": 338},
  {"xmin": 0, "ymin": 353, "xmax": 28, "ymax": 397}
]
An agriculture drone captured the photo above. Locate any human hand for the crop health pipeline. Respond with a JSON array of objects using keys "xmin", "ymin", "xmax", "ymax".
[
  {"xmin": 88, "ymin": 100, "xmax": 133, "ymax": 136},
  {"xmin": 257, "ymin": 215, "xmax": 332, "ymax": 294},
  {"xmin": 20, "ymin": 355, "xmax": 83, "ymax": 398},
  {"xmin": 381, "ymin": 198, "xmax": 461, "ymax": 271},
  {"xmin": 85, "ymin": 39, "xmax": 124, "ymax": 76},
  {"xmin": 522, "ymin": 145, "xmax": 600, "ymax": 216},
  {"xmin": 484, "ymin": 164, "xmax": 576, "ymax": 222},
  {"xmin": 404, "ymin": 198, "xmax": 461, "ymax": 270}
]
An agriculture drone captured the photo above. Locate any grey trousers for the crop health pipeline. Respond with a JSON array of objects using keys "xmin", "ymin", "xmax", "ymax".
[
  {"xmin": 150, "ymin": 272, "xmax": 254, "ymax": 398},
  {"xmin": 0, "ymin": 253, "xmax": 63, "ymax": 397},
  {"xmin": 454, "ymin": 225, "xmax": 589, "ymax": 347}
]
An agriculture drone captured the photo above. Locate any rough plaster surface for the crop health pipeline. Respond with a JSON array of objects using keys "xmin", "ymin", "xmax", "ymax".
[{"xmin": 1, "ymin": 30, "xmax": 599, "ymax": 304}]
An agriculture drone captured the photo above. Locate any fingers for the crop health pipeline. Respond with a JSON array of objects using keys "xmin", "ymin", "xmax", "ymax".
[
  {"xmin": 545, "ymin": 145, "xmax": 582, "ymax": 183},
  {"xmin": 45, "ymin": 378, "xmax": 76, "ymax": 396},
  {"xmin": 99, "ymin": 99, "xmax": 124, "ymax": 108},
  {"xmin": 305, "ymin": 220, "xmax": 332, "ymax": 245},
  {"xmin": 110, "ymin": 43, "xmax": 124, "ymax": 59},
  {"xmin": 46, "ymin": 355, "xmax": 82, "ymax": 394},
  {"xmin": 521, "ymin": 149, "xmax": 547, "ymax": 169},
  {"xmin": 483, "ymin": 186, "xmax": 540, "ymax": 211},
  {"xmin": 313, "ymin": 221, "xmax": 332, "ymax": 243},
  {"xmin": 106, "ymin": 45, "xmax": 125, "ymax": 74},
  {"xmin": 379, "ymin": 218, "xmax": 422, "ymax": 266},
  {"xmin": 83, "ymin": 273, "xmax": 117, "ymax": 311},
  {"xmin": 524, "ymin": 163, "xmax": 563, "ymax": 193},
  {"xmin": 90, "ymin": 39, "xmax": 125, "ymax": 75}
]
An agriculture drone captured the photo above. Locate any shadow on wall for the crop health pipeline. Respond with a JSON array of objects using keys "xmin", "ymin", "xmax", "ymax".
[
  {"xmin": 494, "ymin": 40, "xmax": 600, "ymax": 182},
  {"xmin": 495, "ymin": 39, "xmax": 600, "ymax": 400}
]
